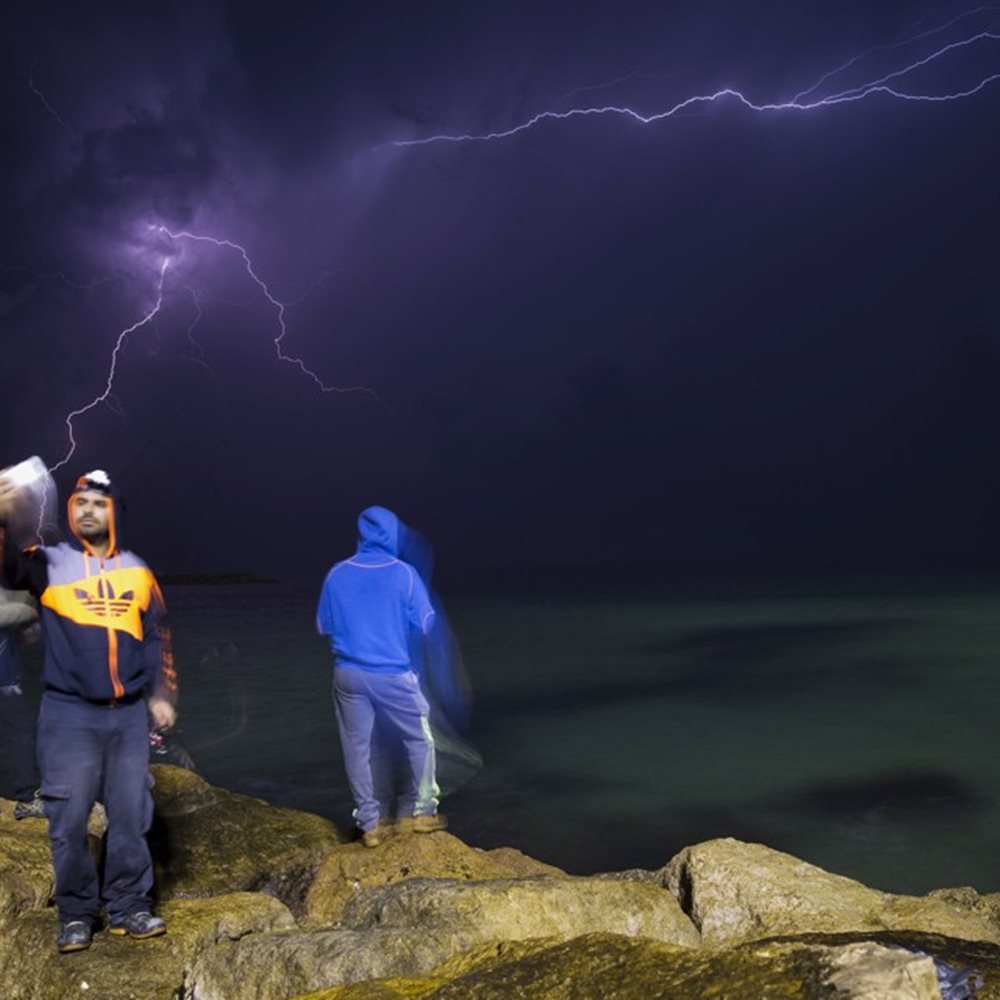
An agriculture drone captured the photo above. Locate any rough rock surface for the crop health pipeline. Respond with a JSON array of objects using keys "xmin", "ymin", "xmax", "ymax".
[
  {"xmin": 190, "ymin": 876, "xmax": 699, "ymax": 997},
  {"xmin": 0, "ymin": 892, "xmax": 293, "ymax": 1000},
  {"xmin": 929, "ymin": 887, "xmax": 1000, "ymax": 937},
  {"xmin": 340, "ymin": 874, "xmax": 700, "ymax": 945},
  {"xmin": 304, "ymin": 830, "xmax": 565, "ymax": 926},
  {"xmin": 663, "ymin": 837, "xmax": 1000, "ymax": 947},
  {"xmin": 480, "ymin": 846, "xmax": 564, "ymax": 878},
  {"xmin": 288, "ymin": 932, "xmax": 947, "ymax": 1000},
  {"xmin": 0, "ymin": 797, "xmax": 56, "ymax": 927},
  {"xmin": 149, "ymin": 764, "xmax": 347, "ymax": 915},
  {"xmin": 0, "ymin": 797, "xmax": 108, "ymax": 929},
  {"xmin": 6, "ymin": 771, "xmax": 1000, "ymax": 1000}
]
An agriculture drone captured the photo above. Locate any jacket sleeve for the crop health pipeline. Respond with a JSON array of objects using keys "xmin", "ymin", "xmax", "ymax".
[
  {"xmin": 0, "ymin": 527, "xmax": 49, "ymax": 597},
  {"xmin": 143, "ymin": 576, "xmax": 178, "ymax": 705},
  {"xmin": 407, "ymin": 571, "xmax": 436, "ymax": 636}
]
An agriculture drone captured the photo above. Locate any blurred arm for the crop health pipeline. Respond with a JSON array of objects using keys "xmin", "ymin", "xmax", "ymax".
[{"xmin": 0, "ymin": 588, "xmax": 38, "ymax": 628}]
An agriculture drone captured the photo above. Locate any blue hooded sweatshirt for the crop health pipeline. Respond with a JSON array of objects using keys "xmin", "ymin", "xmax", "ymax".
[{"xmin": 316, "ymin": 507, "xmax": 435, "ymax": 673}]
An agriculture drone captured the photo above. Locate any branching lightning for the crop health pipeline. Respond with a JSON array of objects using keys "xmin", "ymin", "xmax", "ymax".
[
  {"xmin": 154, "ymin": 226, "xmax": 389, "ymax": 410},
  {"xmin": 48, "ymin": 225, "xmax": 388, "ymax": 471},
  {"xmin": 391, "ymin": 19, "xmax": 1000, "ymax": 148},
  {"xmin": 792, "ymin": 5, "xmax": 1000, "ymax": 102},
  {"xmin": 35, "ymin": 8, "xmax": 997, "ymax": 475},
  {"xmin": 182, "ymin": 284, "xmax": 212, "ymax": 374}
]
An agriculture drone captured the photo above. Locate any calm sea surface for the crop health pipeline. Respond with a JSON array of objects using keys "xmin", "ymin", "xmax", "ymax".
[{"xmin": 5, "ymin": 573, "xmax": 998, "ymax": 894}]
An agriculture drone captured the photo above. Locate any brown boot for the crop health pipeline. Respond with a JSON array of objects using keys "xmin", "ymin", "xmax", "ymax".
[{"xmin": 396, "ymin": 813, "xmax": 447, "ymax": 835}]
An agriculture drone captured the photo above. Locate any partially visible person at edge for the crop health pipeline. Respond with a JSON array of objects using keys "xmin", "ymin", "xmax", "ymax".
[
  {"xmin": 0, "ymin": 583, "xmax": 43, "ymax": 818},
  {"xmin": 0, "ymin": 469, "xmax": 178, "ymax": 954},
  {"xmin": 316, "ymin": 506, "xmax": 445, "ymax": 847}
]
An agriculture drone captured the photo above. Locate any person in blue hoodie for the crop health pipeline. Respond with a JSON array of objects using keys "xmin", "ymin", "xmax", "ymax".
[
  {"xmin": 316, "ymin": 506, "xmax": 444, "ymax": 847},
  {"xmin": 0, "ymin": 469, "xmax": 177, "ymax": 953}
]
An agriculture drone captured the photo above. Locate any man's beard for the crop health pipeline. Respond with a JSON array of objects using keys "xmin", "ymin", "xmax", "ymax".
[{"xmin": 76, "ymin": 526, "xmax": 109, "ymax": 546}]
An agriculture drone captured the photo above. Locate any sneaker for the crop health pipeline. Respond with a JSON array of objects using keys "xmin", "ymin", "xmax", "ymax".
[
  {"xmin": 108, "ymin": 911, "xmax": 167, "ymax": 939},
  {"xmin": 13, "ymin": 793, "xmax": 45, "ymax": 820},
  {"xmin": 396, "ymin": 813, "xmax": 448, "ymax": 835},
  {"xmin": 57, "ymin": 921, "xmax": 92, "ymax": 953}
]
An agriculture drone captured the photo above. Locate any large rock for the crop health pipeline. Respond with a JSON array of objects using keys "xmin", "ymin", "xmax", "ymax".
[
  {"xmin": 304, "ymin": 830, "xmax": 565, "ymax": 926},
  {"xmin": 288, "ymin": 932, "xmax": 948, "ymax": 1000},
  {"xmin": 662, "ymin": 838, "xmax": 1000, "ymax": 947},
  {"xmin": 0, "ymin": 796, "xmax": 110, "ymax": 929},
  {"xmin": 0, "ymin": 798, "xmax": 55, "ymax": 927},
  {"xmin": 0, "ymin": 892, "xmax": 293, "ymax": 1000},
  {"xmin": 189, "ymin": 926, "xmax": 492, "ymax": 999},
  {"xmin": 481, "ymin": 845, "xmax": 565, "ymax": 878},
  {"xmin": 339, "ymin": 875, "xmax": 699, "ymax": 945},
  {"xmin": 928, "ymin": 887, "xmax": 1000, "ymax": 936},
  {"xmin": 149, "ymin": 764, "xmax": 347, "ymax": 916},
  {"xmin": 189, "ymin": 876, "xmax": 699, "ymax": 997}
]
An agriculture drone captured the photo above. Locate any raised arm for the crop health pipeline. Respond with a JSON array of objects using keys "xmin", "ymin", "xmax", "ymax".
[{"xmin": 0, "ymin": 476, "xmax": 49, "ymax": 596}]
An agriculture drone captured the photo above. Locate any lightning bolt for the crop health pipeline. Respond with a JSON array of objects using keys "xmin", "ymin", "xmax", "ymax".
[
  {"xmin": 38, "ymin": 9, "xmax": 995, "ymax": 479},
  {"xmin": 51, "ymin": 258, "xmax": 171, "ymax": 473},
  {"xmin": 792, "ymin": 5, "xmax": 1000, "ymax": 102},
  {"xmin": 154, "ymin": 226, "xmax": 390, "ymax": 411},
  {"xmin": 26, "ymin": 60, "xmax": 72, "ymax": 134},
  {"xmin": 48, "ymin": 225, "xmax": 388, "ymax": 473},
  {"xmin": 391, "ymin": 20, "xmax": 1000, "ymax": 148},
  {"xmin": 181, "ymin": 284, "xmax": 213, "ymax": 374}
]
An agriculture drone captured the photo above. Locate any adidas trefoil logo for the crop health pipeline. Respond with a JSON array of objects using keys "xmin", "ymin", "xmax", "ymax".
[{"xmin": 74, "ymin": 579, "xmax": 136, "ymax": 619}]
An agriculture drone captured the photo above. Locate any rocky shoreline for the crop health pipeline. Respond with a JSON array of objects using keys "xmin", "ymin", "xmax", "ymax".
[{"xmin": 1, "ymin": 765, "xmax": 997, "ymax": 999}]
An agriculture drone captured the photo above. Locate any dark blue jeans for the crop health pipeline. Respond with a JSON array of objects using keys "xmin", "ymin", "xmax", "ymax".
[{"xmin": 37, "ymin": 693, "xmax": 154, "ymax": 923}]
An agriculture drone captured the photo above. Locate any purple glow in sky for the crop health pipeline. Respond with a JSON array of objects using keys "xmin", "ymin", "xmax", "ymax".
[{"xmin": 2, "ymin": 1, "xmax": 998, "ymax": 576}]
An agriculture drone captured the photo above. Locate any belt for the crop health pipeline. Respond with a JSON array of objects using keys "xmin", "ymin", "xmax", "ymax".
[{"xmin": 45, "ymin": 688, "xmax": 145, "ymax": 709}]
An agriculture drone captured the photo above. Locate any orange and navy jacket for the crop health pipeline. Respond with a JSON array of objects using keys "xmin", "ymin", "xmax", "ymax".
[{"xmin": 0, "ymin": 526, "xmax": 177, "ymax": 706}]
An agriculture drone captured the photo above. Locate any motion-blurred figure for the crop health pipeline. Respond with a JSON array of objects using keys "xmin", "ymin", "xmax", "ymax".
[
  {"xmin": 0, "ymin": 468, "xmax": 178, "ymax": 953},
  {"xmin": 397, "ymin": 523, "xmax": 481, "ymax": 798},
  {"xmin": 0, "ymin": 584, "xmax": 43, "ymax": 818},
  {"xmin": 317, "ymin": 506, "xmax": 445, "ymax": 847}
]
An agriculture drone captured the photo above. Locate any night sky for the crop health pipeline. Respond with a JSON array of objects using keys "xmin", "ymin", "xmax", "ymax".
[{"xmin": 2, "ymin": 1, "xmax": 998, "ymax": 582}]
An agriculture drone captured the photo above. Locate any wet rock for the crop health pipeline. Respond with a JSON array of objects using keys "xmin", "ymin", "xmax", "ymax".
[
  {"xmin": 0, "ymin": 798, "xmax": 53, "ymax": 927},
  {"xmin": 340, "ymin": 874, "xmax": 700, "ymax": 946},
  {"xmin": 662, "ymin": 838, "xmax": 1000, "ymax": 947},
  {"xmin": 304, "ymin": 830, "xmax": 565, "ymax": 926},
  {"xmin": 928, "ymin": 887, "xmax": 1000, "ymax": 937},
  {"xmin": 0, "ymin": 892, "xmax": 293, "ymax": 1000},
  {"xmin": 191, "ymin": 876, "xmax": 698, "ymax": 997},
  {"xmin": 285, "ymin": 932, "xmax": 945, "ymax": 1000},
  {"xmin": 480, "ymin": 846, "xmax": 564, "ymax": 877},
  {"xmin": 189, "ymin": 925, "xmax": 481, "ymax": 999},
  {"xmin": 149, "ymin": 764, "xmax": 347, "ymax": 916}
]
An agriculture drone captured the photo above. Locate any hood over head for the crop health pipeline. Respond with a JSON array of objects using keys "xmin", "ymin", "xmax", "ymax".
[
  {"xmin": 68, "ymin": 469, "xmax": 122, "ymax": 555},
  {"xmin": 356, "ymin": 506, "xmax": 400, "ymax": 557}
]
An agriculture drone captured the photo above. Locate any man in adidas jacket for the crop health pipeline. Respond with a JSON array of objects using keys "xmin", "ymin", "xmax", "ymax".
[{"xmin": 0, "ymin": 469, "xmax": 178, "ymax": 953}]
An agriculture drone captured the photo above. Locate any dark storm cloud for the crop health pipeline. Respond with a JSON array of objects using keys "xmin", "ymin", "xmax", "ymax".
[
  {"xmin": 67, "ymin": 113, "xmax": 219, "ymax": 231},
  {"xmin": 2, "ymin": 1, "xmax": 999, "ymax": 576}
]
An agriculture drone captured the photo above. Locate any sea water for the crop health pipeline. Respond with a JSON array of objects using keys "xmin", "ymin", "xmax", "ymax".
[{"xmin": 4, "ymin": 573, "xmax": 998, "ymax": 894}]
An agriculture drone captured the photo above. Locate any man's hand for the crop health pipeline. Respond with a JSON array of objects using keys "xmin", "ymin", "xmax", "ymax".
[{"xmin": 148, "ymin": 697, "xmax": 177, "ymax": 731}]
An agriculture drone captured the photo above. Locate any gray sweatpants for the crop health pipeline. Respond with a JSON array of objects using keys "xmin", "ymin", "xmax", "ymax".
[{"xmin": 333, "ymin": 666, "xmax": 439, "ymax": 832}]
